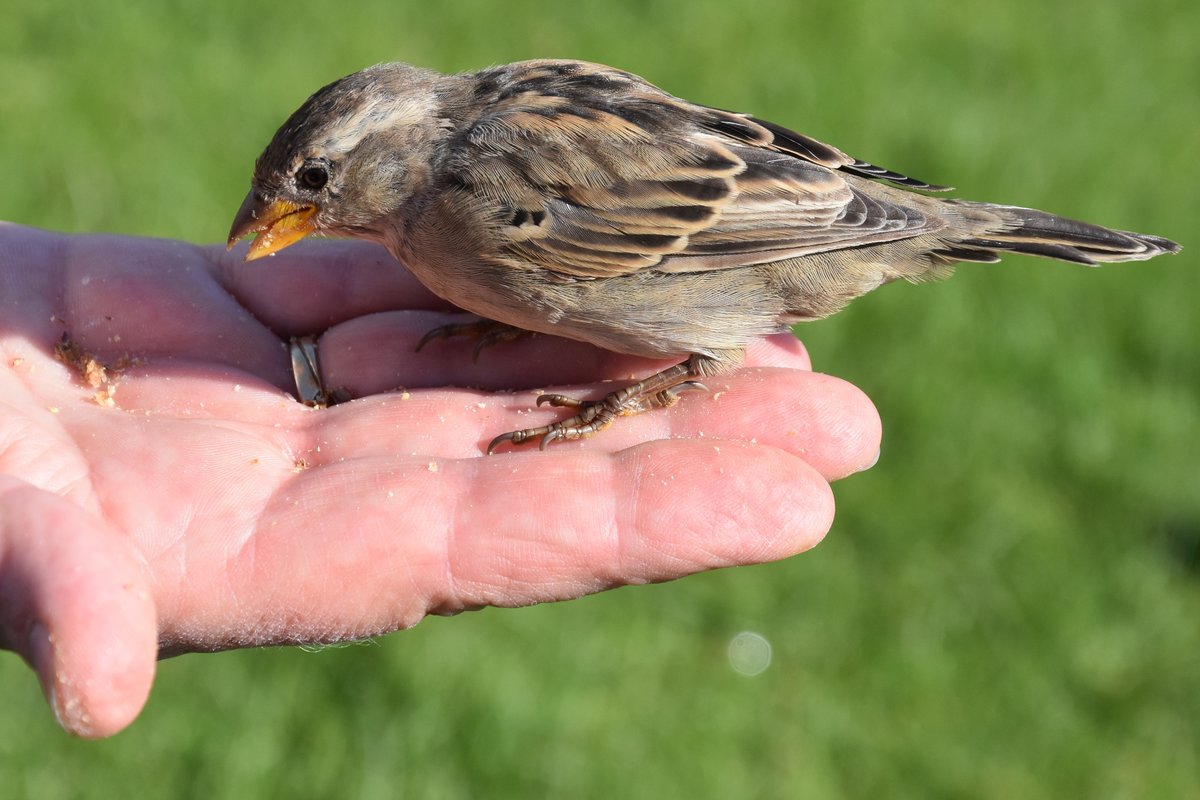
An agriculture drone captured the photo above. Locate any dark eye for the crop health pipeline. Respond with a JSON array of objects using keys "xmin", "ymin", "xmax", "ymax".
[{"xmin": 296, "ymin": 161, "xmax": 330, "ymax": 191}]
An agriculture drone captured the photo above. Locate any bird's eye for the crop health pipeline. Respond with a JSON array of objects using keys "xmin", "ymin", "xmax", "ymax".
[{"xmin": 296, "ymin": 161, "xmax": 330, "ymax": 191}]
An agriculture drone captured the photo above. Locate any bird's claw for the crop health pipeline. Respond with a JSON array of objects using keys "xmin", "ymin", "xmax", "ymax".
[
  {"xmin": 486, "ymin": 362, "xmax": 703, "ymax": 453},
  {"xmin": 416, "ymin": 319, "xmax": 530, "ymax": 361}
]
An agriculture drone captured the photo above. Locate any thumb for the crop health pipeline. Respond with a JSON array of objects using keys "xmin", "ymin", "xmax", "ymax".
[{"xmin": 0, "ymin": 477, "xmax": 157, "ymax": 737}]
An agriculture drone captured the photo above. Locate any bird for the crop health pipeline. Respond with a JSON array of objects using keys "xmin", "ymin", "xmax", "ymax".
[{"xmin": 228, "ymin": 59, "xmax": 1180, "ymax": 453}]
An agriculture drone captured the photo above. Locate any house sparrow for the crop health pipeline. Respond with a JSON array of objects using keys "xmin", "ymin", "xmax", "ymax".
[{"xmin": 228, "ymin": 60, "xmax": 1180, "ymax": 452}]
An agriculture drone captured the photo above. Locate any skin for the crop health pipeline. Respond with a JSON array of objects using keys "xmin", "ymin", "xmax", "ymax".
[{"xmin": 0, "ymin": 224, "xmax": 881, "ymax": 737}]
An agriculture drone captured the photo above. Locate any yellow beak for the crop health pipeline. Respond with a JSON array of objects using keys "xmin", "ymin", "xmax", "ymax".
[{"xmin": 227, "ymin": 192, "xmax": 319, "ymax": 261}]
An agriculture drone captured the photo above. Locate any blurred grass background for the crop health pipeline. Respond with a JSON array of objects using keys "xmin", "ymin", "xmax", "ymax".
[{"xmin": 2, "ymin": 0, "xmax": 1197, "ymax": 796}]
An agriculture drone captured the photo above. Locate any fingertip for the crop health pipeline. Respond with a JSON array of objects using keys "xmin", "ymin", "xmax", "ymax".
[
  {"xmin": 761, "ymin": 369, "xmax": 881, "ymax": 480},
  {"xmin": 34, "ymin": 583, "xmax": 158, "ymax": 739},
  {"xmin": 827, "ymin": 376, "xmax": 883, "ymax": 479},
  {"xmin": 0, "ymin": 483, "xmax": 157, "ymax": 738},
  {"xmin": 657, "ymin": 369, "xmax": 880, "ymax": 481},
  {"xmin": 614, "ymin": 439, "xmax": 836, "ymax": 571},
  {"xmin": 746, "ymin": 333, "xmax": 813, "ymax": 371}
]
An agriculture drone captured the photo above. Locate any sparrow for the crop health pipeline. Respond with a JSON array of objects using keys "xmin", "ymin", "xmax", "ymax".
[{"xmin": 228, "ymin": 59, "xmax": 1180, "ymax": 452}]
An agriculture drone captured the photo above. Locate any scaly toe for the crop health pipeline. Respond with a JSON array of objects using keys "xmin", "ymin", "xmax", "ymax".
[{"xmin": 536, "ymin": 393, "xmax": 585, "ymax": 409}]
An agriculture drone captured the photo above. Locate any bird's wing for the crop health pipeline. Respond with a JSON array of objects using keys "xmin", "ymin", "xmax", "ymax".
[{"xmin": 445, "ymin": 61, "xmax": 947, "ymax": 279}]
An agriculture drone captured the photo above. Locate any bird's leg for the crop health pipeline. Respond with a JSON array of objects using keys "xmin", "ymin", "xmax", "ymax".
[
  {"xmin": 487, "ymin": 359, "xmax": 710, "ymax": 453},
  {"xmin": 416, "ymin": 318, "xmax": 531, "ymax": 362}
]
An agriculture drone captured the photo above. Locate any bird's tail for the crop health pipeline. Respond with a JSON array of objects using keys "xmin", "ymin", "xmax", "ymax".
[{"xmin": 936, "ymin": 202, "xmax": 1180, "ymax": 266}]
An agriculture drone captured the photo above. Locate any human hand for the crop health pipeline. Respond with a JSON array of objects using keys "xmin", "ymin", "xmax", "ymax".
[{"xmin": 0, "ymin": 223, "xmax": 880, "ymax": 737}]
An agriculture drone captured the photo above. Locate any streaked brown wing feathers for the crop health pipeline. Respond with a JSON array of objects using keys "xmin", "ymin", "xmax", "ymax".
[{"xmin": 448, "ymin": 61, "xmax": 944, "ymax": 279}]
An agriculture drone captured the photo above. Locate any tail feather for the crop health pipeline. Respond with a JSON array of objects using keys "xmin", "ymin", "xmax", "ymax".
[{"xmin": 946, "ymin": 202, "xmax": 1181, "ymax": 266}]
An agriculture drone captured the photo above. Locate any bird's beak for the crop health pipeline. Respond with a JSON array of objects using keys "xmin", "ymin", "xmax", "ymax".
[{"xmin": 227, "ymin": 191, "xmax": 319, "ymax": 261}]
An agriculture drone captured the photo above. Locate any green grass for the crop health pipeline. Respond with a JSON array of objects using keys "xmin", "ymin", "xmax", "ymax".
[{"xmin": 2, "ymin": 0, "xmax": 1198, "ymax": 796}]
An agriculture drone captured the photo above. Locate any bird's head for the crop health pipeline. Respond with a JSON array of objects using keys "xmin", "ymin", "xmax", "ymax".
[{"xmin": 227, "ymin": 63, "xmax": 448, "ymax": 259}]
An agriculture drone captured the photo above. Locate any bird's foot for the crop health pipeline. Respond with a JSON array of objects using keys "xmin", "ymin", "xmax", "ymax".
[
  {"xmin": 487, "ymin": 362, "xmax": 708, "ymax": 453},
  {"xmin": 416, "ymin": 319, "xmax": 531, "ymax": 361}
]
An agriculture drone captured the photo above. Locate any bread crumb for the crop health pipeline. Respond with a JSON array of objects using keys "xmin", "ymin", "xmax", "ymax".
[
  {"xmin": 93, "ymin": 385, "xmax": 117, "ymax": 408},
  {"xmin": 53, "ymin": 333, "xmax": 130, "ymax": 407}
]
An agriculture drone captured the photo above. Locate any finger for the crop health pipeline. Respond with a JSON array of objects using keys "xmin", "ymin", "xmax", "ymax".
[
  {"xmin": 441, "ymin": 440, "xmax": 836, "ymax": 606},
  {"xmin": 319, "ymin": 311, "xmax": 679, "ymax": 393},
  {"xmin": 210, "ymin": 241, "xmax": 452, "ymax": 334},
  {"xmin": 0, "ymin": 478, "xmax": 157, "ymax": 738},
  {"xmin": 316, "ymin": 310, "xmax": 812, "ymax": 393},
  {"xmin": 748, "ymin": 333, "xmax": 812, "ymax": 371},
  {"xmin": 0, "ymin": 225, "xmax": 67, "ymax": 343},
  {"xmin": 186, "ymin": 439, "xmax": 833, "ymax": 648},
  {"xmin": 51, "ymin": 234, "xmax": 294, "ymax": 389},
  {"xmin": 301, "ymin": 367, "xmax": 879, "ymax": 480}
]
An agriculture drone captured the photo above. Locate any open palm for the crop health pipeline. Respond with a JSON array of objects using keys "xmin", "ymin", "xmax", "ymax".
[{"xmin": 0, "ymin": 223, "xmax": 880, "ymax": 736}]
